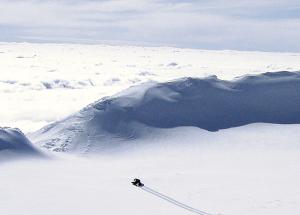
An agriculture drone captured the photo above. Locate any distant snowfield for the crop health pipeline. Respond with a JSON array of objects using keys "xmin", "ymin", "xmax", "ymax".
[
  {"xmin": 1, "ymin": 43, "xmax": 300, "ymax": 215},
  {"xmin": 1, "ymin": 42, "xmax": 300, "ymax": 132}
]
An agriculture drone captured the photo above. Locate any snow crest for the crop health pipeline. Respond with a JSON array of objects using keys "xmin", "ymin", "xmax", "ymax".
[
  {"xmin": 0, "ymin": 127, "xmax": 43, "ymax": 159},
  {"xmin": 30, "ymin": 71, "xmax": 300, "ymax": 153}
]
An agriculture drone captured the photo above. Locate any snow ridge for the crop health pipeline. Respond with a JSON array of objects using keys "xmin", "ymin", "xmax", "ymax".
[
  {"xmin": 0, "ymin": 127, "xmax": 43, "ymax": 159},
  {"xmin": 30, "ymin": 71, "xmax": 300, "ymax": 153}
]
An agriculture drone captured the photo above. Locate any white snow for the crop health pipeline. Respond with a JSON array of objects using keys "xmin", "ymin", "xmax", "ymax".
[
  {"xmin": 29, "ymin": 72, "xmax": 300, "ymax": 153},
  {"xmin": 1, "ymin": 43, "xmax": 300, "ymax": 215},
  {"xmin": 0, "ymin": 127, "xmax": 43, "ymax": 160},
  {"xmin": 1, "ymin": 42, "xmax": 300, "ymax": 132},
  {"xmin": 1, "ymin": 124, "xmax": 300, "ymax": 215}
]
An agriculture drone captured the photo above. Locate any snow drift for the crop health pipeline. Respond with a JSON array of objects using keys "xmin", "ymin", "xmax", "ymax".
[
  {"xmin": 30, "ymin": 71, "xmax": 300, "ymax": 153},
  {"xmin": 0, "ymin": 127, "xmax": 42, "ymax": 159}
]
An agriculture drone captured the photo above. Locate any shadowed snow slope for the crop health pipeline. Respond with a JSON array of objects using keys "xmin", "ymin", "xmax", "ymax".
[
  {"xmin": 30, "ymin": 71, "xmax": 300, "ymax": 153},
  {"xmin": 0, "ymin": 127, "xmax": 42, "ymax": 159}
]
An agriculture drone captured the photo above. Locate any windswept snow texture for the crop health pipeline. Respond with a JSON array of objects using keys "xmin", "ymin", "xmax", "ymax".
[
  {"xmin": 136, "ymin": 72, "xmax": 300, "ymax": 130},
  {"xmin": 0, "ymin": 127, "xmax": 42, "ymax": 159},
  {"xmin": 31, "ymin": 71, "xmax": 300, "ymax": 153}
]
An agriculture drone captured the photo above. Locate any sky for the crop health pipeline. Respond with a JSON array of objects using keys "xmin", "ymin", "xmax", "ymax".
[{"xmin": 1, "ymin": 0, "xmax": 300, "ymax": 52}]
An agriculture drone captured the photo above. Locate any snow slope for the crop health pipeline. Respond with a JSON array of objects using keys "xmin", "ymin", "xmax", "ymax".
[
  {"xmin": 30, "ymin": 71, "xmax": 300, "ymax": 153},
  {"xmin": 2, "ymin": 123, "xmax": 300, "ymax": 215},
  {"xmin": 0, "ymin": 127, "xmax": 43, "ymax": 160},
  {"xmin": 1, "ymin": 43, "xmax": 300, "ymax": 215}
]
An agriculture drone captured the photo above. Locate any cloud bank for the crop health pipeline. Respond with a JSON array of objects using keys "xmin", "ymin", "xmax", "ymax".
[{"xmin": 1, "ymin": 1, "xmax": 300, "ymax": 51}]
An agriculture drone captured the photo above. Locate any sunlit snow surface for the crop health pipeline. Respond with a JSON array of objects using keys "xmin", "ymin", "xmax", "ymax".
[
  {"xmin": 1, "ymin": 43, "xmax": 300, "ymax": 215},
  {"xmin": 2, "ymin": 124, "xmax": 300, "ymax": 215}
]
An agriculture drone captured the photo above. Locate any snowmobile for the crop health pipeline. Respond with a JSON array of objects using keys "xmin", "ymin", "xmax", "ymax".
[
  {"xmin": 131, "ymin": 178, "xmax": 144, "ymax": 187},
  {"xmin": 131, "ymin": 179, "xmax": 213, "ymax": 215}
]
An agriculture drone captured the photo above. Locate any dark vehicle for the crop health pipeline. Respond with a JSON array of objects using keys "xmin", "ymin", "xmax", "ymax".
[{"xmin": 132, "ymin": 178, "xmax": 144, "ymax": 187}]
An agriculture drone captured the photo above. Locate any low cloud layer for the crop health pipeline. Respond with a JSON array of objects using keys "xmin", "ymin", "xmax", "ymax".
[{"xmin": 1, "ymin": 1, "xmax": 300, "ymax": 51}]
